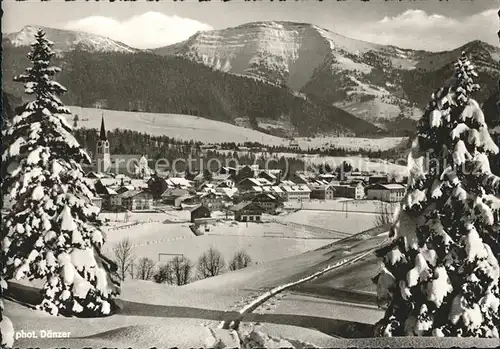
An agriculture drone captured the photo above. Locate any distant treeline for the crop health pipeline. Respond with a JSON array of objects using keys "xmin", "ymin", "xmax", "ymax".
[
  {"xmin": 73, "ymin": 128, "xmax": 310, "ymax": 176},
  {"xmin": 73, "ymin": 128, "xmax": 412, "ymax": 177}
]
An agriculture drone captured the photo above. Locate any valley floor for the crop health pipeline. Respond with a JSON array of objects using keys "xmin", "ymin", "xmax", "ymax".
[{"xmin": 5, "ymin": 208, "xmax": 498, "ymax": 348}]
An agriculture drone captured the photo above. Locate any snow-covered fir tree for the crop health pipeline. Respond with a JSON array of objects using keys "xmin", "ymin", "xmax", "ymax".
[
  {"xmin": 1, "ymin": 29, "xmax": 120, "ymax": 317},
  {"xmin": 373, "ymin": 52, "xmax": 500, "ymax": 337}
]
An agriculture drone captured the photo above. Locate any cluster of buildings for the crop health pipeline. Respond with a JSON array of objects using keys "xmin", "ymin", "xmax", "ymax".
[{"xmin": 84, "ymin": 117, "xmax": 408, "ymax": 222}]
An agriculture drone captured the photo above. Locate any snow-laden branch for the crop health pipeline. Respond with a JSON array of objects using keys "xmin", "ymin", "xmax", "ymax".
[{"xmin": 481, "ymin": 173, "xmax": 500, "ymax": 197}]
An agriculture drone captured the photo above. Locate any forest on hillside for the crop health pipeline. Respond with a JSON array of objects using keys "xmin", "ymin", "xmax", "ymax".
[{"xmin": 2, "ymin": 45, "xmax": 382, "ymax": 137}]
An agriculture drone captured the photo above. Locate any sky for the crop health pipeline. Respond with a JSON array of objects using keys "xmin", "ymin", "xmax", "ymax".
[{"xmin": 2, "ymin": 0, "xmax": 499, "ymax": 51}]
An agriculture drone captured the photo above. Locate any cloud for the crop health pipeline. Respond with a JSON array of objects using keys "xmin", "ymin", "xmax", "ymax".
[
  {"xmin": 342, "ymin": 9, "xmax": 498, "ymax": 51},
  {"xmin": 64, "ymin": 12, "xmax": 213, "ymax": 49}
]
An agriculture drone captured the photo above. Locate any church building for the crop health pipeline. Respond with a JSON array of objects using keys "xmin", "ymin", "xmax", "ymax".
[{"xmin": 83, "ymin": 115, "xmax": 154, "ymax": 178}]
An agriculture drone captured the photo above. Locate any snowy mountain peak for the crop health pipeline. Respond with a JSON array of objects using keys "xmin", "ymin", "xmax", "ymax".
[
  {"xmin": 5, "ymin": 25, "xmax": 137, "ymax": 54},
  {"xmin": 154, "ymin": 21, "xmax": 500, "ymax": 129}
]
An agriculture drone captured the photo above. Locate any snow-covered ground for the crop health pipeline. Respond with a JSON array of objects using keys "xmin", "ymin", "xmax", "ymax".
[
  {"xmin": 276, "ymin": 209, "xmax": 383, "ymax": 235},
  {"xmin": 67, "ymin": 106, "xmax": 409, "ymax": 152},
  {"xmin": 66, "ymin": 106, "xmax": 288, "ymax": 145},
  {"xmin": 6, "ymin": 223, "xmax": 499, "ymax": 348},
  {"xmin": 101, "ymin": 218, "xmax": 338, "ymax": 265},
  {"xmin": 295, "ymin": 136, "xmax": 406, "ymax": 151},
  {"xmin": 284, "ymin": 199, "xmax": 400, "ymax": 213}
]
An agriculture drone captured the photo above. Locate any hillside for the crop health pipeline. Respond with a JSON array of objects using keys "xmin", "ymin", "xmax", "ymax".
[
  {"xmin": 67, "ymin": 106, "xmax": 288, "ymax": 145},
  {"xmin": 156, "ymin": 21, "xmax": 500, "ymax": 130},
  {"xmin": 3, "ymin": 25, "xmax": 137, "ymax": 53},
  {"xmin": 2, "ymin": 42, "xmax": 381, "ymax": 137}
]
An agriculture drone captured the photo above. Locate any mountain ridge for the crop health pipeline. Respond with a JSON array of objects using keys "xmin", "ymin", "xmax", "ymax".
[
  {"xmin": 154, "ymin": 21, "xmax": 500, "ymax": 128},
  {"xmin": 4, "ymin": 23, "xmax": 499, "ymax": 137},
  {"xmin": 4, "ymin": 25, "xmax": 138, "ymax": 53}
]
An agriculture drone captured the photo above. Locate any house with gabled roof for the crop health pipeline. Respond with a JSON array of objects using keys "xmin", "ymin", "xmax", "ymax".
[
  {"xmin": 175, "ymin": 194, "xmax": 197, "ymax": 208},
  {"xmin": 199, "ymin": 191, "xmax": 226, "ymax": 211},
  {"xmin": 252, "ymin": 193, "xmax": 283, "ymax": 214},
  {"xmin": 161, "ymin": 187, "xmax": 190, "ymax": 205},
  {"xmin": 309, "ymin": 183, "xmax": 336, "ymax": 200},
  {"xmin": 233, "ymin": 165, "xmax": 257, "ymax": 183},
  {"xmin": 236, "ymin": 177, "xmax": 261, "ymax": 192},
  {"xmin": 212, "ymin": 174, "xmax": 233, "ymax": 187},
  {"xmin": 258, "ymin": 170, "xmax": 277, "ymax": 184},
  {"xmin": 230, "ymin": 201, "xmax": 264, "ymax": 222},
  {"xmin": 120, "ymin": 190, "xmax": 154, "ymax": 211},
  {"xmin": 280, "ymin": 184, "xmax": 311, "ymax": 201},
  {"xmin": 190, "ymin": 205, "xmax": 211, "ymax": 223}
]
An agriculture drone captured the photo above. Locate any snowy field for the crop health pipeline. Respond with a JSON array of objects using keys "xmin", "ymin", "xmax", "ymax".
[
  {"xmin": 100, "ymin": 210, "xmax": 191, "ymax": 224},
  {"xmin": 7, "ymin": 223, "xmax": 499, "ymax": 348},
  {"xmin": 284, "ymin": 199, "xmax": 400, "ymax": 213},
  {"xmin": 100, "ymin": 218, "xmax": 338, "ymax": 265},
  {"xmin": 7, "ymin": 225, "xmax": 388, "ymax": 348},
  {"xmin": 66, "ymin": 106, "xmax": 408, "ymax": 152},
  {"xmin": 66, "ymin": 106, "xmax": 288, "ymax": 145},
  {"xmin": 98, "ymin": 208, "xmax": 385, "ymax": 266},
  {"xmin": 294, "ymin": 136, "xmax": 406, "ymax": 152},
  {"xmin": 276, "ymin": 210, "xmax": 383, "ymax": 235}
]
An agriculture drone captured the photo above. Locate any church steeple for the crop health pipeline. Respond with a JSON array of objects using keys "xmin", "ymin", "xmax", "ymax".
[
  {"xmin": 100, "ymin": 113, "xmax": 107, "ymax": 141},
  {"xmin": 96, "ymin": 112, "xmax": 111, "ymax": 172}
]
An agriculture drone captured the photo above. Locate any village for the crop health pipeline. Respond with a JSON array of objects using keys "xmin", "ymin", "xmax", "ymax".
[{"xmin": 88, "ymin": 117, "xmax": 408, "ymax": 230}]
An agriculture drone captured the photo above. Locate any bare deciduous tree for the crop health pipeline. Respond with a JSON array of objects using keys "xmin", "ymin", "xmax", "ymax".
[
  {"xmin": 154, "ymin": 263, "xmax": 174, "ymax": 284},
  {"xmin": 171, "ymin": 256, "xmax": 193, "ymax": 286},
  {"xmin": 197, "ymin": 247, "xmax": 225, "ymax": 279},
  {"xmin": 136, "ymin": 257, "xmax": 156, "ymax": 280},
  {"xmin": 153, "ymin": 256, "xmax": 193, "ymax": 285},
  {"xmin": 229, "ymin": 250, "xmax": 252, "ymax": 271},
  {"xmin": 113, "ymin": 238, "xmax": 135, "ymax": 281}
]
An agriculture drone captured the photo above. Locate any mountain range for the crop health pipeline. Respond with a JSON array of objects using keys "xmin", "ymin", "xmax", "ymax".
[{"xmin": 3, "ymin": 23, "xmax": 499, "ymax": 138}]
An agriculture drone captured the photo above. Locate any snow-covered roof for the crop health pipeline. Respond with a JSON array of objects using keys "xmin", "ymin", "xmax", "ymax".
[
  {"xmin": 161, "ymin": 188, "xmax": 189, "ymax": 197},
  {"xmin": 238, "ymin": 178, "xmax": 261, "ymax": 186},
  {"xmin": 189, "ymin": 204, "xmax": 208, "ymax": 213},
  {"xmin": 259, "ymin": 170, "xmax": 277, "ymax": 179},
  {"xmin": 212, "ymin": 174, "xmax": 231, "ymax": 181},
  {"xmin": 218, "ymin": 187, "xmax": 238, "ymax": 198},
  {"xmin": 119, "ymin": 190, "xmax": 148, "ymax": 199},
  {"xmin": 254, "ymin": 193, "xmax": 278, "ymax": 201},
  {"xmin": 106, "ymin": 188, "xmax": 118, "ymax": 195},
  {"xmin": 271, "ymin": 186, "xmax": 283, "ymax": 193},
  {"xmin": 98, "ymin": 178, "xmax": 118, "ymax": 187},
  {"xmin": 230, "ymin": 201, "xmax": 262, "ymax": 212},
  {"xmin": 252, "ymin": 186, "xmax": 263, "ymax": 192},
  {"xmin": 130, "ymin": 179, "xmax": 148, "ymax": 189},
  {"xmin": 368, "ymin": 183, "xmax": 406, "ymax": 191},
  {"xmin": 382, "ymin": 184, "xmax": 406, "ymax": 190},
  {"xmin": 168, "ymin": 177, "xmax": 192, "ymax": 187},
  {"xmin": 296, "ymin": 185, "xmax": 311, "ymax": 192},
  {"xmin": 198, "ymin": 182, "xmax": 215, "ymax": 190}
]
